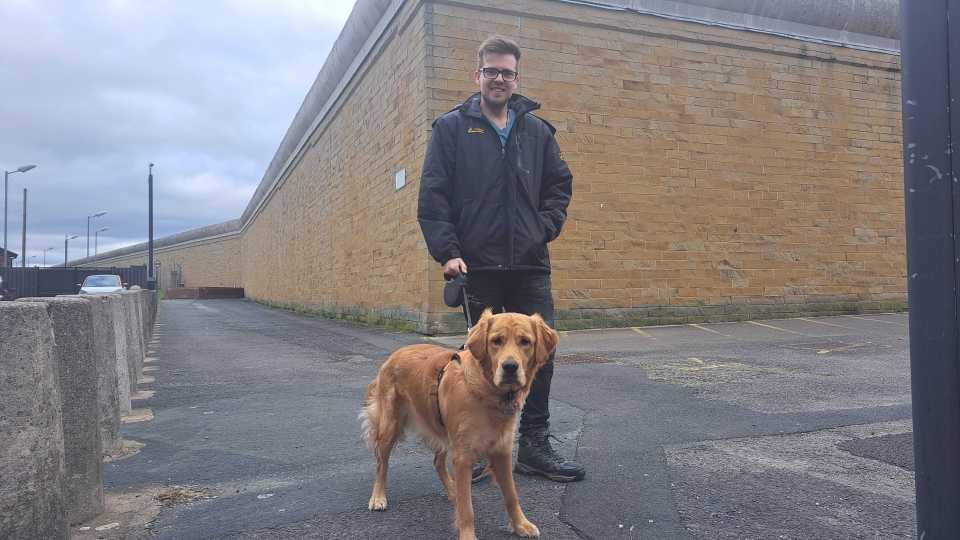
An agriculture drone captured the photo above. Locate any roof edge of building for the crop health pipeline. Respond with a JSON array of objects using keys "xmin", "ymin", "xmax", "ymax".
[{"xmin": 66, "ymin": 219, "xmax": 241, "ymax": 267}]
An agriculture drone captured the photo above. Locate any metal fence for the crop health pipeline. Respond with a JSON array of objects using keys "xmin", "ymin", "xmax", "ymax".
[{"xmin": 0, "ymin": 266, "xmax": 147, "ymax": 300}]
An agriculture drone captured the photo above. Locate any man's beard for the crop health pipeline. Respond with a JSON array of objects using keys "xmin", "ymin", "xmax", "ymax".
[{"xmin": 482, "ymin": 87, "xmax": 510, "ymax": 109}]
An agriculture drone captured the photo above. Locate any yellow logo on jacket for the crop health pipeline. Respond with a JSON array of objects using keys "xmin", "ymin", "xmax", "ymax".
[{"xmin": 467, "ymin": 127, "xmax": 485, "ymax": 134}]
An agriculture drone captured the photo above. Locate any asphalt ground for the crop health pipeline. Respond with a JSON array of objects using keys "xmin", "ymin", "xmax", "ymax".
[{"xmin": 75, "ymin": 299, "xmax": 915, "ymax": 539}]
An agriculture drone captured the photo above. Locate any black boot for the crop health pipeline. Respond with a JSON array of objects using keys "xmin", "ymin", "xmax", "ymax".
[{"xmin": 516, "ymin": 428, "xmax": 585, "ymax": 482}]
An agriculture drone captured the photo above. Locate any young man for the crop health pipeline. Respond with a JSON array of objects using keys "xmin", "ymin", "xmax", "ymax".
[{"xmin": 418, "ymin": 36, "xmax": 584, "ymax": 482}]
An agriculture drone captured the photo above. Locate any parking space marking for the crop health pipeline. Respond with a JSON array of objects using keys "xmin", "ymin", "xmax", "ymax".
[
  {"xmin": 844, "ymin": 315, "xmax": 907, "ymax": 327},
  {"xmin": 747, "ymin": 320, "xmax": 804, "ymax": 335},
  {"xmin": 688, "ymin": 323, "xmax": 732, "ymax": 338},
  {"xmin": 816, "ymin": 342, "xmax": 870, "ymax": 355},
  {"xmin": 798, "ymin": 317, "xmax": 852, "ymax": 329}
]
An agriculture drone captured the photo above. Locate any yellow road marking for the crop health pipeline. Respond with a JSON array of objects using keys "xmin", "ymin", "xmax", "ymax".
[
  {"xmin": 631, "ymin": 327, "xmax": 655, "ymax": 339},
  {"xmin": 747, "ymin": 320, "xmax": 804, "ymax": 335}
]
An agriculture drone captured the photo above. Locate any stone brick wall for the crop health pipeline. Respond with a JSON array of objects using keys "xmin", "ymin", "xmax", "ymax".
[
  {"xmin": 96, "ymin": 0, "xmax": 906, "ymax": 333},
  {"xmin": 420, "ymin": 0, "xmax": 905, "ymax": 330},
  {"xmin": 240, "ymin": 1, "xmax": 432, "ymax": 328},
  {"xmin": 90, "ymin": 235, "xmax": 242, "ymax": 290}
]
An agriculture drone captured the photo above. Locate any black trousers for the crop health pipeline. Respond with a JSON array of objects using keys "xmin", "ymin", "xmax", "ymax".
[{"xmin": 462, "ymin": 270, "xmax": 555, "ymax": 434}]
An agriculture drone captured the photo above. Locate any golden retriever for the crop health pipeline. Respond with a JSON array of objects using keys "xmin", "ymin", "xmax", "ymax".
[{"xmin": 361, "ymin": 309, "xmax": 559, "ymax": 540}]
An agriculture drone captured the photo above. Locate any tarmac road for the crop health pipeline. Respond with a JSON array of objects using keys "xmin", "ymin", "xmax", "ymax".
[{"xmin": 82, "ymin": 299, "xmax": 915, "ymax": 539}]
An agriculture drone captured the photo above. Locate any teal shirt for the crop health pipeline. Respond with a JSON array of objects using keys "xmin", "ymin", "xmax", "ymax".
[{"xmin": 484, "ymin": 109, "xmax": 516, "ymax": 147}]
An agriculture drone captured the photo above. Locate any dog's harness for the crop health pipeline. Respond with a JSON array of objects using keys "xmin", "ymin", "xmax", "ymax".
[
  {"xmin": 436, "ymin": 353, "xmax": 460, "ymax": 428},
  {"xmin": 436, "ymin": 353, "xmax": 523, "ymax": 427}
]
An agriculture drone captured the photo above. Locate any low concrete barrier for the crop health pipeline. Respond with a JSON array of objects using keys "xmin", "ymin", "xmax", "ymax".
[
  {"xmin": 107, "ymin": 294, "xmax": 132, "ymax": 415},
  {"xmin": 86, "ymin": 295, "xmax": 122, "ymax": 455},
  {"xmin": 18, "ymin": 297, "xmax": 104, "ymax": 524},
  {"xmin": 0, "ymin": 302, "xmax": 68, "ymax": 539},
  {"xmin": 121, "ymin": 292, "xmax": 145, "ymax": 385},
  {"xmin": 123, "ymin": 291, "xmax": 147, "ymax": 381}
]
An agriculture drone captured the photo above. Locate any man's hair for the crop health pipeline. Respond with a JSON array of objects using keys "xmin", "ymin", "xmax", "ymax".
[{"xmin": 477, "ymin": 35, "xmax": 521, "ymax": 69}]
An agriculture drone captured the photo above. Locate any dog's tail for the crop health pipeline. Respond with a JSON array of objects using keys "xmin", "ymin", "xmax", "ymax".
[{"xmin": 359, "ymin": 378, "xmax": 380, "ymax": 453}]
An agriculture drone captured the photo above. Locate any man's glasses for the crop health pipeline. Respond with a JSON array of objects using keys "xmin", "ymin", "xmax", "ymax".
[{"xmin": 479, "ymin": 67, "xmax": 518, "ymax": 81}]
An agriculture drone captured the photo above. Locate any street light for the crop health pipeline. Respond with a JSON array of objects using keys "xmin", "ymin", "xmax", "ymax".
[
  {"xmin": 86, "ymin": 210, "xmax": 106, "ymax": 258},
  {"xmin": 94, "ymin": 226, "xmax": 109, "ymax": 262},
  {"xmin": 43, "ymin": 246, "xmax": 55, "ymax": 267},
  {"xmin": 28, "ymin": 255, "xmax": 37, "ymax": 267},
  {"xmin": 64, "ymin": 234, "xmax": 78, "ymax": 266},
  {"xmin": 3, "ymin": 164, "xmax": 36, "ymax": 267}
]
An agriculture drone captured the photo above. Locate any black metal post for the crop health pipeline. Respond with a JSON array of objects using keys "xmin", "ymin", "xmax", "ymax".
[
  {"xmin": 20, "ymin": 188, "xmax": 26, "ymax": 268},
  {"xmin": 901, "ymin": 1, "xmax": 960, "ymax": 538},
  {"xmin": 63, "ymin": 234, "xmax": 68, "ymax": 266},
  {"xmin": 147, "ymin": 163, "xmax": 156, "ymax": 290},
  {"xmin": 2, "ymin": 170, "xmax": 7, "ymax": 268}
]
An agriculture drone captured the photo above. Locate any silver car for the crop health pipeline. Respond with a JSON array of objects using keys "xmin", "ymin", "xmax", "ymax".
[{"xmin": 78, "ymin": 274, "xmax": 126, "ymax": 294}]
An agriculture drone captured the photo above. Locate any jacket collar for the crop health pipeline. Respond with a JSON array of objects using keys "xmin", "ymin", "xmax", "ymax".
[{"xmin": 459, "ymin": 92, "xmax": 540, "ymax": 120}]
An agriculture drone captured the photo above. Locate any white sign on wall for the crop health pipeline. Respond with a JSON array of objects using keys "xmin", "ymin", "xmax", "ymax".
[{"xmin": 394, "ymin": 168, "xmax": 406, "ymax": 190}]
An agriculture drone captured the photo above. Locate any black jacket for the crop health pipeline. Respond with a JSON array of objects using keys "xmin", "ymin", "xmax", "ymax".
[{"xmin": 418, "ymin": 93, "xmax": 573, "ymax": 273}]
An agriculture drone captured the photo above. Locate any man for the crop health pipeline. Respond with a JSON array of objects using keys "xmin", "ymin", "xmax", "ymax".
[{"xmin": 418, "ymin": 36, "xmax": 584, "ymax": 482}]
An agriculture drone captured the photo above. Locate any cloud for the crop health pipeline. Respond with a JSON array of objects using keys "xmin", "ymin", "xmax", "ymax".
[{"xmin": 0, "ymin": 0, "xmax": 356, "ymax": 265}]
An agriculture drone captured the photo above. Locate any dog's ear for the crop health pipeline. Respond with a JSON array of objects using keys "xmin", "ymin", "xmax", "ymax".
[
  {"xmin": 531, "ymin": 314, "xmax": 559, "ymax": 366},
  {"xmin": 466, "ymin": 309, "xmax": 494, "ymax": 362}
]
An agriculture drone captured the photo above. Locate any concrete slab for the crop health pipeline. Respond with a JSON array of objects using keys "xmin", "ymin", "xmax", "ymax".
[
  {"xmin": 84, "ymin": 295, "xmax": 123, "ymax": 456},
  {"xmin": 105, "ymin": 294, "xmax": 132, "ymax": 415},
  {"xmin": 18, "ymin": 297, "xmax": 105, "ymax": 524},
  {"xmin": 0, "ymin": 302, "xmax": 68, "ymax": 539}
]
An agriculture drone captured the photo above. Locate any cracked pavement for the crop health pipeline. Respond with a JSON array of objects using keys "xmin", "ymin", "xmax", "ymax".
[{"xmin": 92, "ymin": 300, "xmax": 915, "ymax": 539}]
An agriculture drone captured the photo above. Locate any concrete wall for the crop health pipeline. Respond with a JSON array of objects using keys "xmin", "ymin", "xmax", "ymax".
[{"xmin": 0, "ymin": 290, "xmax": 158, "ymax": 536}]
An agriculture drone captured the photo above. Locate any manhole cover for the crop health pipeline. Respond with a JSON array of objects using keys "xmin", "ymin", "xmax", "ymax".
[{"xmin": 555, "ymin": 353, "xmax": 613, "ymax": 365}]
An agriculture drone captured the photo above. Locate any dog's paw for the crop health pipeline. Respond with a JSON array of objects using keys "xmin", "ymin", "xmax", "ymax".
[
  {"xmin": 510, "ymin": 519, "xmax": 540, "ymax": 538},
  {"xmin": 368, "ymin": 494, "xmax": 388, "ymax": 511}
]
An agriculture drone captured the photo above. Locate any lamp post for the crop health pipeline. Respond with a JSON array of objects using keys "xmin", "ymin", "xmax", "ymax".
[
  {"xmin": 20, "ymin": 188, "xmax": 27, "ymax": 267},
  {"xmin": 64, "ymin": 234, "xmax": 78, "ymax": 266},
  {"xmin": 43, "ymin": 246, "xmax": 55, "ymax": 267},
  {"xmin": 28, "ymin": 255, "xmax": 37, "ymax": 267},
  {"xmin": 94, "ymin": 226, "xmax": 109, "ymax": 262},
  {"xmin": 86, "ymin": 210, "xmax": 106, "ymax": 258},
  {"xmin": 147, "ymin": 163, "xmax": 156, "ymax": 289},
  {"xmin": 3, "ymin": 164, "xmax": 36, "ymax": 267}
]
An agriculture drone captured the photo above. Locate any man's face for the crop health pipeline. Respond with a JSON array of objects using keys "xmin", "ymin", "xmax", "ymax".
[{"xmin": 475, "ymin": 52, "xmax": 518, "ymax": 109}]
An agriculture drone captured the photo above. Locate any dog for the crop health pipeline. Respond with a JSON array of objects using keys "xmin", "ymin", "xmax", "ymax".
[{"xmin": 361, "ymin": 309, "xmax": 559, "ymax": 540}]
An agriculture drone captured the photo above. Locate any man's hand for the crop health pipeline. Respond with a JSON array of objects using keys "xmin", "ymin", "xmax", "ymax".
[{"xmin": 443, "ymin": 258, "xmax": 468, "ymax": 277}]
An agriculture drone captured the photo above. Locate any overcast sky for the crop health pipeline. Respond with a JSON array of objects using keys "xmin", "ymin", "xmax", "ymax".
[{"xmin": 0, "ymin": 0, "xmax": 356, "ymax": 266}]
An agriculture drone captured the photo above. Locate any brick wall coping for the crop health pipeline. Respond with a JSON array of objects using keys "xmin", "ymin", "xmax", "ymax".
[
  {"xmin": 67, "ymin": 219, "xmax": 240, "ymax": 266},
  {"xmin": 557, "ymin": 0, "xmax": 898, "ymax": 52}
]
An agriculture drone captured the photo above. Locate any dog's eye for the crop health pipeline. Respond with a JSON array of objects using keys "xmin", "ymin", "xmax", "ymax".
[
  {"xmin": 492, "ymin": 336, "xmax": 504, "ymax": 347},
  {"xmin": 519, "ymin": 336, "xmax": 531, "ymax": 347}
]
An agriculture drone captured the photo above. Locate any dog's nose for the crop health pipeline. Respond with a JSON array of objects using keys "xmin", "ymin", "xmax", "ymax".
[{"xmin": 502, "ymin": 361, "xmax": 519, "ymax": 375}]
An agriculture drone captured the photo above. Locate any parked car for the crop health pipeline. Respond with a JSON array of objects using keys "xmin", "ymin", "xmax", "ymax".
[
  {"xmin": 0, "ymin": 275, "xmax": 9, "ymax": 300},
  {"xmin": 78, "ymin": 274, "xmax": 127, "ymax": 294}
]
